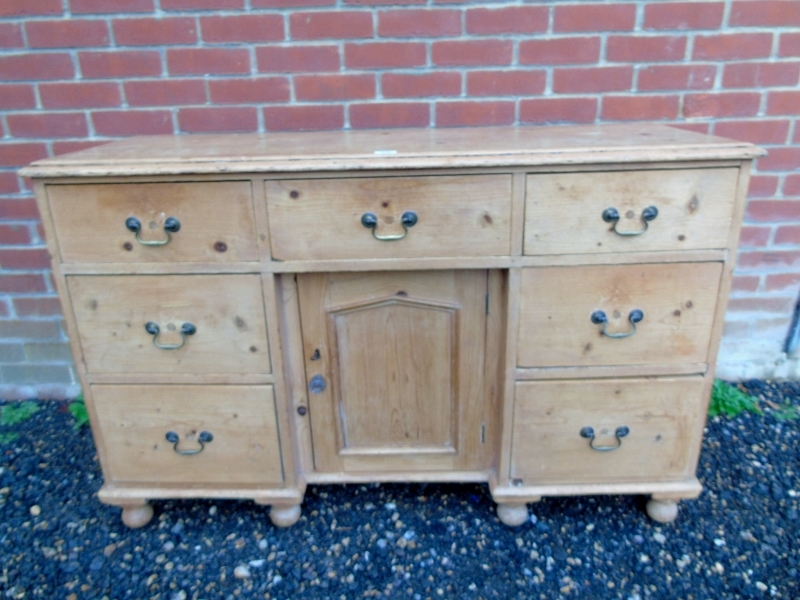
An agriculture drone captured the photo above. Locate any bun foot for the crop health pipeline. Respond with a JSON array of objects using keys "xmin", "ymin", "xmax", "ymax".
[
  {"xmin": 121, "ymin": 503, "xmax": 154, "ymax": 528},
  {"xmin": 269, "ymin": 504, "xmax": 301, "ymax": 527},
  {"xmin": 496, "ymin": 503, "xmax": 529, "ymax": 527},
  {"xmin": 646, "ymin": 498, "xmax": 679, "ymax": 523}
]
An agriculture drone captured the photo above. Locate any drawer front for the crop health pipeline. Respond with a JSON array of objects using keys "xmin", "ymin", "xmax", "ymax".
[
  {"xmin": 48, "ymin": 182, "xmax": 259, "ymax": 263},
  {"xmin": 266, "ymin": 175, "xmax": 512, "ymax": 260},
  {"xmin": 517, "ymin": 262, "xmax": 722, "ymax": 368},
  {"xmin": 69, "ymin": 274, "xmax": 270, "ymax": 374},
  {"xmin": 511, "ymin": 377, "xmax": 704, "ymax": 484},
  {"xmin": 92, "ymin": 385, "xmax": 283, "ymax": 485},
  {"xmin": 524, "ymin": 168, "xmax": 738, "ymax": 255}
]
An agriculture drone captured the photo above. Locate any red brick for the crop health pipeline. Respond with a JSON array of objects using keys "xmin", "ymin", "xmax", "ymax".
[
  {"xmin": 178, "ymin": 107, "xmax": 258, "ymax": 133},
  {"xmin": 714, "ymin": 120, "xmax": 789, "ymax": 145},
  {"xmin": 739, "ymin": 226, "xmax": 771, "ymax": 247},
  {"xmin": 519, "ymin": 37, "xmax": 600, "ymax": 66},
  {"xmin": 465, "ymin": 6, "xmax": 548, "ymax": 34},
  {"xmin": 6, "ymin": 113, "xmax": 88, "ymax": 139},
  {"xmin": 294, "ymin": 74, "xmax": 374, "ymax": 101},
  {"xmin": 747, "ymin": 175, "xmax": 780, "ymax": 198},
  {"xmin": 0, "ymin": 54, "xmax": 74, "ymax": 81},
  {"xmin": 0, "ymin": 0, "xmax": 62, "ymax": 17},
  {"xmin": 346, "ymin": 0, "xmax": 424, "ymax": 4},
  {"xmin": 758, "ymin": 148, "xmax": 800, "ymax": 172},
  {"xmin": 730, "ymin": 1, "xmax": 800, "ymax": 26},
  {"xmin": 432, "ymin": 40, "xmax": 513, "ymax": 67},
  {"xmin": 553, "ymin": 66, "xmax": 632, "ymax": 93},
  {"xmin": 13, "ymin": 297, "xmax": 62, "ymax": 317},
  {"xmin": 638, "ymin": 64, "xmax": 716, "ymax": 91},
  {"xmin": 0, "ymin": 248, "xmax": 50, "ymax": 270},
  {"xmin": 262, "ymin": 105, "xmax": 344, "ymax": 131},
  {"xmin": 382, "ymin": 72, "xmax": 461, "ymax": 98},
  {"xmin": 436, "ymin": 101, "xmax": 514, "ymax": 127},
  {"xmin": 0, "ymin": 23, "xmax": 24, "ymax": 48},
  {"xmin": 764, "ymin": 273, "xmax": 800, "ymax": 292},
  {"xmin": 256, "ymin": 45, "xmax": 340, "ymax": 73},
  {"xmin": 0, "ymin": 198, "xmax": 39, "ymax": 219},
  {"xmin": 92, "ymin": 110, "xmax": 173, "ymax": 136},
  {"xmin": 26, "ymin": 19, "xmax": 109, "ymax": 48},
  {"xmin": 727, "ymin": 297, "xmax": 794, "ymax": 313},
  {"xmin": 0, "ymin": 85, "xmax": 35, "ymax": 110},
  {"xmin": 693, "ymin": 33, "xmax": 773, "ymax": 61},
  {"xmin": 0, "ymin": 144, "xmax": 48, "ymax": 168},
  {"xmin": 200, "ymin": 14, "xmax": 284, "ymax": 43},
  {"xmin": 291, "ymin": 11, "xmax": 372, "ymax": 40},
  {"xmin": 723, "ymin": 62, "xmax": 800, "ymax": 88},
  {"xmin": 775, "ymin": 226, "xmax": 800, "ymax": 245},
  {"xmin": 40, "ymin": 82, "xmax": 121, "ymax": 109},
  {"xmin": 0, "ymin": 224, "xmax": 30, "ymax": 246},
  {"xmin": 378, "ymin": 9, "xmax": 461, "ymax": 37},
  {"xmin": 124, "ymin": 79, "xmax": 206, "ymax": 107},
  {"xmin": 466, "ymin": 70, "xmax": 545, "ymax": 97},
  {"xmin": 167, "ymin": 48, "xmax": 250, "ymax": 76},
  {"xmin": 162, "ymin": 0, "xmax": 243, "ymax": 8},
  {"xmin": 0, "ymin": 274, "xmax": 47, "ymax": 293},
  {"xmin": 683, "ymin": 93, "xmax": 760, "ymax": 118},
  {"xmin": 554, "ymin": 3, "xmax": 636, "ymax": 32},
  {"xmin": 606, "ymin": 35, "xmax": 686, "ymax": 63},
  {"xmin": 643, "ymin": 2, "xmax": 724, "ymax": 30},
  {"xmin": 79, "ymin": 51, "xmax": 162, "ymax": 79},
  {"xmin": 52, "ymin": 141, "xmax": 107, "ymax": 156},
  {"xmin": 767, "ymin": 91, "xmax": 800, "ymax": 116},
  {"xmin": 520, "ymin": 97, "xmax": 597, "ymax": 125},
  {"xmin": 780, "ymin": 33, "xmax": 800, "ymax": 57},
  {"xmin": 113, "ymin": 17, "xmax": 197, "ymax": 46},
  {"xmin": 350, "ymin": 103, "xmax": 429, "ymax": 129},
  {"xmin": 0, "ymin": 173, "xmax": 20, "ymax": 195},
  {"xmin": 747, "ymin": 200, "xmax": 800, "ymax": 222},
  {"xmin": 254, "ymin": 0, "xmax": 333, "ymax": 6},
  {"xmin": 71, "ymin": 0, "xmax": 153, "ymax": 12},
  {"xmin": 784, "ymin": 175, "xmax": 800, "ymax": 196},
  {"xmin": 732, "ymin": 275, "xmax": 760, "ymax": 292},
  {"xmin": 601, "ymin": 95, "xmax": 679, "ymax": 121},
  {"xmin": 208, "ymin": 77, "xmax": 290, "ymax": 104},
  {"xmin": 345, "ymin": 42, "xmax": 426, "ymax": 69}
]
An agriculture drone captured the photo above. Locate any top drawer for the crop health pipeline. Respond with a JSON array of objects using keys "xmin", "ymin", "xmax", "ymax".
[
  {"xmin": 266, "ymin": 175, "xmax": 512, "ymax": 260},
  {"xmin": 524, "ymin": 168, "xmax": 739, "ymax": 255},
  {"xmin": 48, "ymin": 181, "xmax": 259, "ymax": 263}
]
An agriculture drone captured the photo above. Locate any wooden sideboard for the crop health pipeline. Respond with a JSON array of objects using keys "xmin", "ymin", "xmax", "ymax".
[{"xmin": 21, "ymin": 125, "xmax": 762, "ymax": 529}]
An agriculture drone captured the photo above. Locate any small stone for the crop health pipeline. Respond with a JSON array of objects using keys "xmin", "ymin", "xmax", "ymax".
[
  {"xmin": 258, "ymin": 539, "xmax": 268, "ymax": 550},
  {"xmin": 740, "ymin": 531, "xmax": 757, "ymax": 543},
  {"xmin": 585, "ymin": 523, "xmax": 594, "ymax": 532},
  {"xmin": 468, "ymin": 584, "xmax": 477, "ymax": 591},
  {"xmin": 249, "ymin": 559, "xmax": 265, "ymax": 568},
  {"xmin": 29, "ymin": 505, "xmax": 41, "ymax": 517},
  {"xmin": 653, "ymin": 533, "xmax": 666, "ymax": 544},
  {"xmin": 170, "ymin": 522, "xmax": 183, "ymax": 535},
  {"xmin": 713, "ymin": 538, "xmax": 726, "ymax": 547},
  {"xmin": 103, "ymin": 544, "xmax": 116, "ymax": 558},
  {"xmin": 209, "ymin": 506, "xmax": 217, "ymax": 516},
  {"xmin": 155, "ymin": 554, "xmax": 166, "ymax": 564},
  {"xmin": 712, "ymin": 562, "xmax": 724, "ymax": 575},
  {"xmin": 234, "ymin": 565, "xmax": 251, "ymax": 579},
  {"xmin": 89, "ymin": 556, "xmax": 105, "ymax": 571},
  {"xmin": 384, "ymin": 502, "xmax": 396, "ymax": 511},
  {"xmin": 633, "ymin": 535, "xmax": 644, "ymax": 544},
  {"xmin": 272, "ymin": 575, "xmax": 282, "ymax": 585},
  {"xmin": 756, "ymin": 582, "xmax": 768, "ymax": 592},
  {"xmin": 163, "ymin": 541, "xmax": 175, "ymax": 552},
  {"xmin": 171, "ymin": 591, "xmax": 187, "ymax": 600}
]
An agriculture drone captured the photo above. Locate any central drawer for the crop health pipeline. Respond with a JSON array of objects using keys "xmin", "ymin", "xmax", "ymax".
[
  {"xmin": 265, "ymin": 175, "xmax": 512, "ymax": 260},
  {"xmin": 68, "ymin": 274, "xmax": 271, "ymax": 374}
]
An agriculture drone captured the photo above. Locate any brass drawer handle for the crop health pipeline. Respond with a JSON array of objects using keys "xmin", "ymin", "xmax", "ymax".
[
  {"xmin": 165, "ymin": 430, "xmax": 213, "ymax": 455},
  {"xmin": 125, "ymin": 216, "xmax": 181, "ymax": 246},
  {"xmin": 602, "ymin": 206, "xmax": 658, "ymax": 236},
  {"xmin": 144, "ymin": 321, "xmax": 196, "ymax": 350},
  {"xmin": 591, "ymin": 309, "xmax": 643, "ymax": 339},
  {"xmin": 361, "ymin": 211, "xmax": 418, "ymax": 241},
  {"xmin": 580, "ymin": 425, "xmax": 629, "ymax": 452}
]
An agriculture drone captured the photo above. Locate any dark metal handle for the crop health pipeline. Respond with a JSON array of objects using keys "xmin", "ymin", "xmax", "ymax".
[
  {"xmin": 165, "ymin": 430, "xmax": 213, "ymax": 455},
  {"xmin": 580, "ymin": 426, "xmax": 629, "ymax": 452},
  {"xmin": 590, "ymin": 309, "xmax": 644, "ymax": 339},
  {"xmin": 602, "ymin": 206, "xmax": 658, "ymax": 236},
  {"xmin": 144, "ymin": 321, "xmax": 196, "ymax": 350},
  {"xmin": 125, "ymin": 216, "xmax": 181, "ymax": 246},
  {"xmin": 361, "ymin": 211, "xmax": 418, "ymax": 241}
]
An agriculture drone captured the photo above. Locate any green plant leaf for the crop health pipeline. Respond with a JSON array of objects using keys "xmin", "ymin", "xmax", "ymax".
[
  {"xmin": 68, "ymin": 399, "xmax": 90, "ymax": 430},
  {"xmin": 0, "ymin": 432, "xmax": 20, "ymax": 445},
  {"xmin": 708, "ymin": 379, "xmax": 761, "ymax": 418},
  {"xmin": 773, "ymin": 403, "xmax": 799, "ymax": 422},
  {"xmin": 0, "ymin": 401, "xmax": 39, "ymax": 426}
]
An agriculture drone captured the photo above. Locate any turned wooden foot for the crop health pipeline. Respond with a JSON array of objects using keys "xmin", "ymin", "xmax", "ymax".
[
  {"xmin": 496, "ymin": 503, "xmax": 529, "ymax": 527},
  {"xmin": 646, "ymin": 498, "xmax": 679, "ymax": 523},
  {"xmin": 121, "ymin": 503, "xmax": 154, "ymax": 528},
  {"xmin": 269, "ymin": 504, "xmax": 301, "ymax": 527}
]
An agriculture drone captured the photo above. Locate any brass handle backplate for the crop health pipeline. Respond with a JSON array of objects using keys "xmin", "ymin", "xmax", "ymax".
[
  {"xmin": 165, "ymin": 430, "xmax": 213, "ymax": 455},
  {"xmin": 580, "ymin": 426, "xmax": 629, "ymax": 452},
  {"xmin": 144, "ymin": 321, "xmax": 196, "ymax": 350},
  {"xmin": 361, "ymin": 211, "xmax": 418, "ymax": 241},
  {"xmin": 591, "ymin": 309, "xmax": 644, "ymax": 339},
  {"xmin": 602, "ymin": 206, "xmax": 658, "ymax": 236},
  {"xmin": 126, "ymin": 216, "xmax": 181, "ymax": 246}
]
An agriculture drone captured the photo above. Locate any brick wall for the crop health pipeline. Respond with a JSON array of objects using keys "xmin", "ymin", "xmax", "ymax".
[{"xmin": 1, "ymin": 0, "xmax": 799, "ymax": 398}]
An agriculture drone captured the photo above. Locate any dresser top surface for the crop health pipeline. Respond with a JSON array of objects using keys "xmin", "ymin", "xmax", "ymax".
[{"xmin": 22, "ymin": 124, "xmax": 762, "ymax": 178}]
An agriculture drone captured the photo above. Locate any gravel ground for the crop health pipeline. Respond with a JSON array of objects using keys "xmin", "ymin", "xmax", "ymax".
[{"xmin": 0, "ymin": 380, "xmax": 797, "ymax": 600}]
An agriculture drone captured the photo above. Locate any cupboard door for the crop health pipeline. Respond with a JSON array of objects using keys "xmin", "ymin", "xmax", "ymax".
[{"xmin": 297, "ymin": 270, "xmax": 489, "ymax": 473}]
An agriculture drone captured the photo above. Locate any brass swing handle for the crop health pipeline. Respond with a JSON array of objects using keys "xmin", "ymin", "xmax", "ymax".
[
  {"xmin": 580, "ymin": 426, "xmax": 629, "ymax": 452},
  {"xmin": 125, "ymin": 216, "xmax": 181, "ymax": 246},
  {"xmin": 165, "ymin": 430, "xmax": 213, "ymax": 455},
  {"xmin": 361, "ymin": 211, "xmax": 418, "ymax": 241},
  {"xmin": 602, "ymin": 206, "xmax": 658, "ymax": 236},
  {"xmin": 591, "ymin": 309, "xmax": 643, "ymax": 339},
  {"xmin": 144, "ymin": 321, "xmax": 196, "ymax": 350}
]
